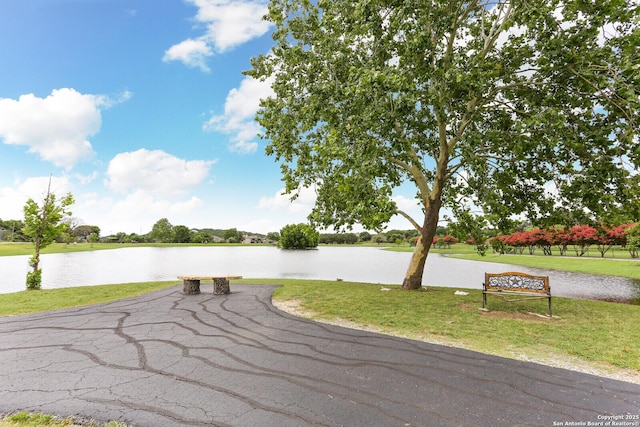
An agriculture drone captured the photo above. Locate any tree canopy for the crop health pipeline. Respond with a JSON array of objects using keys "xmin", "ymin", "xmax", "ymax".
[
  {"xmin": 249, "ymin": 0, "xmax": 639, "ymax": 289},
  {"xmin": 279, "ymin": 223, "xmax": 319, "ymax": 249},
  {"xmin": 150, "ymin": 218, "xmax": 175, "ymax": 243}
]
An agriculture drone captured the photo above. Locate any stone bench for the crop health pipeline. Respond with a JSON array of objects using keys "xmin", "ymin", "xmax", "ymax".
[
  {"xmin": 482, "ymin": 272, "xmax": 552, "ymax": 317},
  {"xmin": 178, "ymin": 275, "xmax": 242, "ymax": 295}
]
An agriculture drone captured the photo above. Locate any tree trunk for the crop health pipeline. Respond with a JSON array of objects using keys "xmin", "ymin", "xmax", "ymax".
[
  {"xmin": 402, "ymin": 201, "xmax": 441, "ymax": 290},
  {"xmin": 402, "ymin": 237, "xmax": 429, "ymax": 289}
]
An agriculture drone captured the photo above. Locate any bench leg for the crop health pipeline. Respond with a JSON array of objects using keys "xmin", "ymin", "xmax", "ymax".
[
  {"xmin": 482, "ymin": 285, "xmax": 487, "ymax": 309},
  {"xmin": 213, "ymin": 278, "xmax": 230, "ymax": 295},
  {"xmin": 183, "ymin": 279, "xmax": 201, "ymax": 295}
]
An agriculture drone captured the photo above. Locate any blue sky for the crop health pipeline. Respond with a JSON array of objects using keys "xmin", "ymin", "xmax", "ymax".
[{"xmin": 0, "ymin": 0, "xmax": 419, "ymax": 236}]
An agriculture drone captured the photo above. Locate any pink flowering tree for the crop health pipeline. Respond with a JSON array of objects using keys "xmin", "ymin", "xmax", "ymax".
[{"xmin": 569, "ymin": 224, "xmax": 598, "ymax": 256}]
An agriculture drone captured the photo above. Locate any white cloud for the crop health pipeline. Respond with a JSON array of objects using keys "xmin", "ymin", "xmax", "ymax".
[
  {"xmin": 193, "ymin": 0, "xmax": 272, "ymax": 51},
  {"xmin": 0, "ymin": 88, "xmax": 130, "ymax": 170},
  {"xmin": 162, "ymin": 39, "xmax": 212, "ymax": 72},
  {"xmin": 105, "ymin": 149, "xmax": 215, "ymax": 197},
  {"xmin": 168, "ymin": 196, "xmax": 204, "ymax": 214},
  {"xmin": 204, "ymin": 75, "xmax": 274, "ymax": 153},
  {"xmin": 392, "ymin": 194, "xmax": 420, "ymax": 211},
  {"xmin": 164, "ymin": 0, "xmax": 272, "ymax": 70},
  {"xmin": 258, "ymin": 186, "xmax": 316, "ymax": 214},
  {"xmin": 75, "ymin": 171, "xmax": 100, "ymax": 185}
]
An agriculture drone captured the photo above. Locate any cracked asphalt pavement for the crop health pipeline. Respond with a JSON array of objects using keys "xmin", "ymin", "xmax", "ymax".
[{"xmin": 0, "ymin": 284, "xmax": 638, "ymax": 426}]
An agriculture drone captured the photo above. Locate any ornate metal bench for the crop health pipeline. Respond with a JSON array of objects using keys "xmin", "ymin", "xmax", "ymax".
[
  {"xmin": 178, "ymin": 275, "xmax": 242, "ymax": 295},
  {"xmin": 482, "ymin": 272, "xmax": 552, "ymax": 317}
]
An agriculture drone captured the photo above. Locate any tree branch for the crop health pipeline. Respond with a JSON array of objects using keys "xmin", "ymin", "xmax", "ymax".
[
  {"xmin": 389, "ymin": 156, "xmax": 432, "ymax": 204},
  {"xmin": 396, "ymin": 209, "xmax": 422, "ymax": 233}
]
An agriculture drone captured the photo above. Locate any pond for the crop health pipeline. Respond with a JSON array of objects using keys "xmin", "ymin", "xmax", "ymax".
[{"xmin": 1, "ymin": 246, "xmax": 639, "ymax": 302}]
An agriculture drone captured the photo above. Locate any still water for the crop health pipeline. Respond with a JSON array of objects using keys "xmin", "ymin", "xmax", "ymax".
[{"xmin": 1, "ymin": 246, "xmax": 639, "ymax": 301}]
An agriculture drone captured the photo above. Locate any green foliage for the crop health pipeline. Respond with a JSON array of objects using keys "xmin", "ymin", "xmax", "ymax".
[
  {"xmin": 359, "ymin": 231, "xmax": 372, "ymax": 242},
  {"xmin": 385, "ymin": 231, "xmax": 405, "ymax": 244},
  {"xmin": 249, "ymin": 0, "xmax": 639, "ymax": 287},
  {"xmin": 319, "ymin": 232, "xmax": 358, "ymax": 244},
  {"xmin": 70, "ymin": 224, "xmax": 100, "ymax": 241},
  {"xmin": 23, "ymin": 192, "xmax": 74, "ymax": 250},
  {"xmin": 447, "ymin": 209, "xmax": 489, "ymax": 256},
  {"xmin": 149, "ymin": 218, "xmax": 175, "ymax": 243},
  {"xmin": 266, "ymin": 231, "xmax": 281, "ymax": 242},
  {"xmin": 88, "ymin": 232, "xmax": 99, "ymax": 246},
  {"xmin": 173, "ymin": 225, "xmax": 192, "ymax": 243},
  {"xmin": 22, "ymin": 181, "xmax": 74, "ymax": 290},
  {"xmin": 190, "ymin": 232, "xmax": 205, "ymax": 243},
  {"xmin": 626, "ymin": 223, "xmax": 640, "ymax": 258},
  {"xmin": 279, "ymin": 223, "xmax": 319, "ymax": 249},
  {"xmin": 0, "ymin": 218, "xmax": 26, "ymax": 241},
  {"xmin": 25, "ymin": 268, "xmax": 42, "ymax": 291},
  {"xmin": 223, "ymin": 228, "xmax": 244, "ymax": 243}
]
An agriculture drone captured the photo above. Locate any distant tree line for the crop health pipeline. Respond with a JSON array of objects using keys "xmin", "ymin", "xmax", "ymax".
[
  {"xmin": 3, "ymin": 213, "xmax": 449, "ymax": 249},
  {"xmin": 108, "ymin": 218, "xmax": 272, "ymax": 244},
  {"xmin": 0, "ymin": 218, "xmax": 27, "ymax": 241}
]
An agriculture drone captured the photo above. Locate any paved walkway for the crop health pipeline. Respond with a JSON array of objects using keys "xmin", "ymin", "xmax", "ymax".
[{"xmin": 0, "ymin": 284, "xmax": 638, "ymax": 426}]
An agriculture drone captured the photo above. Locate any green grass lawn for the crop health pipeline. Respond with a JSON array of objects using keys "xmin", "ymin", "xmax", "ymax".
[{"xmin": 0, "ymin": 281, "xmax": 178, "ymax": 316}]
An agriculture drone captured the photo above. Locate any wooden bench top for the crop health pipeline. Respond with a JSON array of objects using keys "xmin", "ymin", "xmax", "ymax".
[{"xmin": 178, "ymin": 275, "xmax": 243, "ymax": 280}]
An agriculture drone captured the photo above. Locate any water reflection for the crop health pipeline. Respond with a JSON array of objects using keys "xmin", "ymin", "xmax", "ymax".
[{"xmin": 1, "ymin": 246, "xmax": 639, "ymax": 302}]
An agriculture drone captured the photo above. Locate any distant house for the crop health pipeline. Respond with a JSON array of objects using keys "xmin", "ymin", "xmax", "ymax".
[{"xmin": 243, "ymin": 235, "xmax": 265, "ymax": 244}]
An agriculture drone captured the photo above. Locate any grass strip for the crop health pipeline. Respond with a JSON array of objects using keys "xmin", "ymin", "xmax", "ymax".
[
  {"xmin": 0, "ymin": 281, "xmax": 177, "ymax": 316},
  {"xmin": 0, "ymin": 411, "xmax": 125, "ymax": 426}
]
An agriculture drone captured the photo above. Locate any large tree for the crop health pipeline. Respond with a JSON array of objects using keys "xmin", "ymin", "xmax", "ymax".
[
  {"xmin": 279, "ymin": 223, "xmax": 319, "ymax": 249},
  {"xmin": 23, "ymin": 180, "xmax": 74, "ymax": 290},
  {"xmin": 149, "ymin": 218, "xmax": 175, "ymax": 243},
  {"xmin": 249, "ymin": 0, "xmax": 639, "ymax": 289}
]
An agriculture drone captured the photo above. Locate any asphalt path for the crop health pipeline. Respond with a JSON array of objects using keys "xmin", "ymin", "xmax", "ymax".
[{"xmin": 0, "ymin": 284, "xmax": 638, "ymax": 426}]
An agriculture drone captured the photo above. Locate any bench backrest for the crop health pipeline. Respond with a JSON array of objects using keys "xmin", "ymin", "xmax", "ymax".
[{"xmin": 484, "ymin": 272, "xmax": 550, "ymax": 294}]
